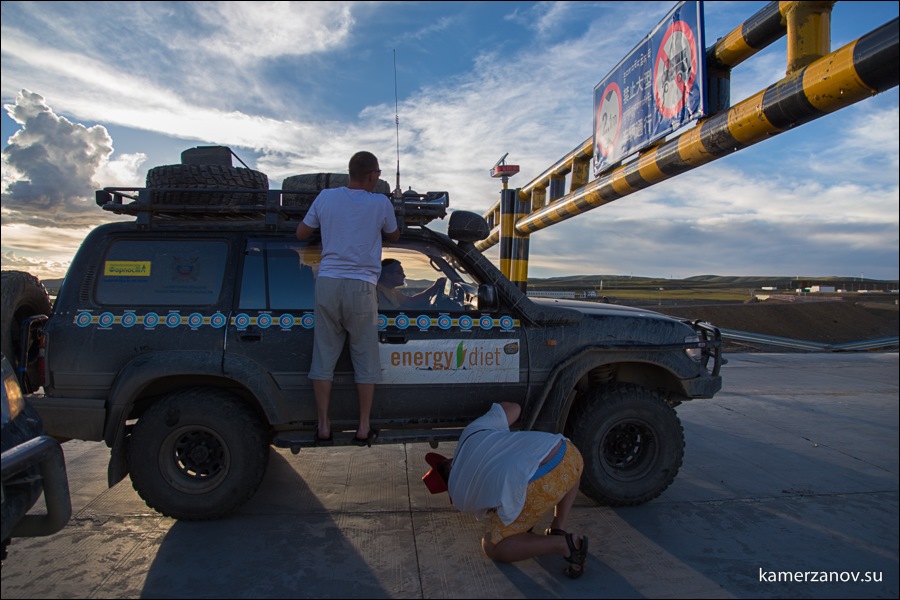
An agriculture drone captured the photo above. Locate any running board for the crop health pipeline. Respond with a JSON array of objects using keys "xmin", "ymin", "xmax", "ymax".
[{"xmin": 272, "ymin": 428, "xmax": 465, "ymax": 452}]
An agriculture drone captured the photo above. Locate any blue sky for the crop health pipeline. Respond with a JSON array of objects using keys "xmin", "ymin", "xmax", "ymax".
[{"xmin": 2, "ymin": 1, "xmax": 898, "ymax": 282}]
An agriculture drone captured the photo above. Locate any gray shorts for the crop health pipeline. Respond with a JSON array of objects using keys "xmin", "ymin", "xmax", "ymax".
[{"xmin": 309, "ymin": 276, "xmax": 382, "ymax": 384}]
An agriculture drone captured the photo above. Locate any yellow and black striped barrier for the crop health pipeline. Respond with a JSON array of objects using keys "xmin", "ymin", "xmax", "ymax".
[{"xmin": 479, "ymin": 2, "xmax": 898, "ymax": 282}]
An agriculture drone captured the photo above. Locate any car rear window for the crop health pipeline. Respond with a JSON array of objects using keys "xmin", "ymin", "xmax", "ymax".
[{"xmin": 96, "ymin": 240, "xmax": 228, "ymax": 306}]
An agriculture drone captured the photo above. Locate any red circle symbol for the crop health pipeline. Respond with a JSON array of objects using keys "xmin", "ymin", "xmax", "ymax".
[
  {"xmin": 653, "ymin": 20, "xmax": 697, "ymax": 119},
  {"xmin": 595, "ymin": 82, "xmax": 622, "ymax": 158}
]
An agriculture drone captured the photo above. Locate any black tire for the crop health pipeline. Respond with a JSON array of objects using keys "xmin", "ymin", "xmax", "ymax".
[
  {"xmin": 1, "ymin": 271, "xmax": 51, "ymax": 391},
  {"xmin": 127, "ymin": 388, "xmax": 269, "ymax": 520},
  {"xmin": 567, "ymin": 383, "xmax": 684, "ymax": 506},
  {"xmin": 282, "ymin": 173, "xmax": 391, "ymax": 208},
  {"xmin": 146, "ymin": 164, "xmax": 268, "ymax": 206}
]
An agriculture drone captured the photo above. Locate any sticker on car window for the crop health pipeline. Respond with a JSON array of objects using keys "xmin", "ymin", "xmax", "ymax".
[{"xmin": 104, "ymin": 261, "xmax": 151, "ymax": 276}]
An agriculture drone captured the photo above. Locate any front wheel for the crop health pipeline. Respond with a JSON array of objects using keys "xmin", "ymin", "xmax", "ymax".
[
  {"xmin": 128, "ymin": 388, "xmax": 269, "ymax": 520},
  {"xmin": 567, "ymin": 383, "xmax": 684, "ymax": 506}
]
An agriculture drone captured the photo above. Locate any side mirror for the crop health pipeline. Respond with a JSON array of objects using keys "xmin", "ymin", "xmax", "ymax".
[
  {"xmin": 477, "ymin": 284, "xmax": 499, "ymax": 312},
  {"xmin": 448, "ymin": 211, "xmax": 490, "ymax": 243}
]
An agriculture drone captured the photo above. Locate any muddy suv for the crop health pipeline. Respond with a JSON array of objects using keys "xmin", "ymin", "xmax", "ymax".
[{"xmin": 4, "ymin": 146, "xmax": 722, "ymax": 521}]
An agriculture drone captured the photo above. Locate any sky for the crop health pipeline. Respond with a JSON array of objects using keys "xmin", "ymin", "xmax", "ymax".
[{"xmin": 2, "ymin": 1, "xmax": 898, "ymax": 283}]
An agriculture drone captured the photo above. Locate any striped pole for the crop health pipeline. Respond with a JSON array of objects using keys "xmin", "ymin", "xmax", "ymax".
[{"xmin": 514, "ymin": 17, "xmax": 898, "ymax": 235}]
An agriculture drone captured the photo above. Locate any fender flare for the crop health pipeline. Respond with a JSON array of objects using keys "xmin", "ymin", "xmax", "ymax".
[
  {"xmin": 526, "ymin": 348, "xmax": 688, "ymax": 433},
  {"xmin": 103, "ymin": 351, "xmax": 285, "ymax": 487}
]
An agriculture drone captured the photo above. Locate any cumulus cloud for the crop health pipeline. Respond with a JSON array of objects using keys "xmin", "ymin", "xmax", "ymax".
[{"xmin": 1, "ymin": 90, "xmax": 145, "ymax": 228}]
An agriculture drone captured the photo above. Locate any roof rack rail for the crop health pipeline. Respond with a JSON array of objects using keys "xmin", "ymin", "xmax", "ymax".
[{"xmin": 95, "ymin": 187, "xmax": 449, "ymax": 228}]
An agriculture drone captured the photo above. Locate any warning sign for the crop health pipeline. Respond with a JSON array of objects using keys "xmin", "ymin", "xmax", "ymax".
[{"xmin": 593, "ymin": 1, "xmax": 705, "ymax": 176}]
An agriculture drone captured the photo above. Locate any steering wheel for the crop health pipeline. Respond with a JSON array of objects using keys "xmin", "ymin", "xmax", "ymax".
[{"xmin": 430, "ymin": 279, "xmax": 464, "ymax": 311}]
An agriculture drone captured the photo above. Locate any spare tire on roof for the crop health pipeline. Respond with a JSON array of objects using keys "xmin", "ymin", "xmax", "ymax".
[
  {"xmin": 282, "ymin": 173, "xmax": 391, "ymax": 209},
  {"xmin": 146, "ymin": 164, "xmax": 269, "ymax": 206}
]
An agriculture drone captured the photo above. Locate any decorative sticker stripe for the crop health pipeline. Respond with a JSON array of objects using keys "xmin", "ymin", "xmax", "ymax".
[{"xmin": 72, "ymin": 311, "xmax": 520, "ymax": 331}]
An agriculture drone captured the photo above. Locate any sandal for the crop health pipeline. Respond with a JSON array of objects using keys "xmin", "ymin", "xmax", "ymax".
[
  {"xmin": 315, "ymin": 431, "xmax": 333, "ymax": 446},
  {"xmin": 546, "ymin": 528, "xmax": 566, "ymax": 536},
  {"xmin": 351, "ymin": 428, "xmax": 378, "ymax": 447},
  {"xmin": 563, "ymin": 533, "xmax": 588, "ymax": 579}
]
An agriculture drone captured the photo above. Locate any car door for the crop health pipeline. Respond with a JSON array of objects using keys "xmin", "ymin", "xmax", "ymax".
[{"xmin": 375, "ymin": 240, "xmax": 529, "ymax": 426}]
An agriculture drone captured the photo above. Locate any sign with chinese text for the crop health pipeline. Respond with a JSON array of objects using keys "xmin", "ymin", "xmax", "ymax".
[{"xmin": 593, "ymin": 1, "xmax": 706, "ymax": 176}]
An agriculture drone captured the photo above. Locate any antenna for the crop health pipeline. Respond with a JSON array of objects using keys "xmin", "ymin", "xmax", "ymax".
[{"xmin": 393, "ymin": 49, "xmax": 402, "ymax": 199}]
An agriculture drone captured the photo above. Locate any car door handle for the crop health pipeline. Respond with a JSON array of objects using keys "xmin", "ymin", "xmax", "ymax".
[{"xmin": 380, "ymin": 332, "xmax": 408, "ymax": 344}]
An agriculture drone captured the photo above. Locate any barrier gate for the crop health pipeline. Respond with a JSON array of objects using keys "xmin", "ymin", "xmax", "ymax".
[{"xmin": 479, "ymin": 1, "xmax": 899, "ymax": 291}]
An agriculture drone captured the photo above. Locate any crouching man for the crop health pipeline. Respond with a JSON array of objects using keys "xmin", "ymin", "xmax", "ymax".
[{"xmin": 423, "ymin": 402, "xmax": 588, "ymax": 578}]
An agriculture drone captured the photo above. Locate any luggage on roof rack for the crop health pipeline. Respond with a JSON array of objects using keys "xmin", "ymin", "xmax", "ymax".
[{"xmin": 95, "ymin": 185, "xmax": 448, "ymax": 228}]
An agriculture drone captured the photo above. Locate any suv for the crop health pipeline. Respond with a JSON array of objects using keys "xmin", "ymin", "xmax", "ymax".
[{"xmin": 3, "ymin": 146, "xmax": 722, "ymax": 521}]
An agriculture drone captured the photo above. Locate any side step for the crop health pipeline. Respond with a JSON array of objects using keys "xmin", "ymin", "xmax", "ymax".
[{"xmin": 272, "ymin": 428, "xmax": 465, "ymax": 453}]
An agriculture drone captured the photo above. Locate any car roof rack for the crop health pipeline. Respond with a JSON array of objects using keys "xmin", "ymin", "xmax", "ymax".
[{"xmin": 95, "ymin": 187, "xmax": 449, "ymax": 229}]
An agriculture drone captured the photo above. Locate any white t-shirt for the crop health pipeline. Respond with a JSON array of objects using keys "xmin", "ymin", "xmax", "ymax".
[
  {"xmin": 302, "ymin": 187, "xmax": 398, "ymax": 285},
  {"xmin": 448, "ymin": 403, "xmax": 563, "ymax": 525}
]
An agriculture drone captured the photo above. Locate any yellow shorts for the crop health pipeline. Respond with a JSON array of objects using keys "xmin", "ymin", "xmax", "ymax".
[{"xmin": 488, "ymin": 441, "xmax": 584, "ymax": 543}]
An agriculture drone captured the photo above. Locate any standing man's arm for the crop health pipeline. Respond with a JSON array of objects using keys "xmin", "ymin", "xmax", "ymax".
[
  {"xmin": 296, "ymin": 221, "xmax": 316, "ymax": 240},
  {"xmin": 383, "ymin": 227, "xmax": 400, "ymax": 242}
]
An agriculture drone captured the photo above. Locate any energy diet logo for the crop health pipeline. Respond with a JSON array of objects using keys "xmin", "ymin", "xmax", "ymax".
[
  {"xmin": 389, "ymin": 341, "xmax": 518, "ymax": 371},
  {"xmin": 381, "ymin": 339, "xmax": 520, "ymax": 384}
]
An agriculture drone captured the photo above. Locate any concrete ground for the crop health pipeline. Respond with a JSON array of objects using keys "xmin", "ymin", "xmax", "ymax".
[{"xmin": 1, "ymin": 352, "xmax": 897, "ymax": 599}]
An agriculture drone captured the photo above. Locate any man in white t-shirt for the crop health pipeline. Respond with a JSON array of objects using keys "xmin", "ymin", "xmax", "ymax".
[
  {"xmin": 295, "ymin": 151, "xmax": 400, "ymax": 446},
  {"xmin": 424, "ymin": 402, "xmax": 588, "ymax": 578}
]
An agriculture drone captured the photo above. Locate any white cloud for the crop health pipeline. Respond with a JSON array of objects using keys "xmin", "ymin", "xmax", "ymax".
[
  {"xmin": 1, "ymin": 90, "xmax": 132, "ymax": 228},
  {"xmin": 189, "ymin": 1, "xmax": 356, "ymax": 63}
]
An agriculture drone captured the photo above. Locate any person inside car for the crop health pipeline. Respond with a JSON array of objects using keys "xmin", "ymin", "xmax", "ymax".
[{"xmin": 376, "ymin": 258, "xmax": 446, "ymax": 310}]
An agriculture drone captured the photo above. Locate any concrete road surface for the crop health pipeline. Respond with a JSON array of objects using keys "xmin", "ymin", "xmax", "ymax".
[{"xmin": 2, "ymin": 353, "xmax": 897, "ymax": 599}]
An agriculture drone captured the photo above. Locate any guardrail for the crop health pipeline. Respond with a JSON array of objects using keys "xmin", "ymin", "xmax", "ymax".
[{"xmin": 719, "ymin": 329, "xmax": 899, "ymax": 352}]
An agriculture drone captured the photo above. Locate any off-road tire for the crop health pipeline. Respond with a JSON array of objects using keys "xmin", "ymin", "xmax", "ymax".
[
  {"xmin": 127, "ymin": 388, "xmax": 269, "ymax": 520},
  {"xmin": 282, "ymin": 173, "xmax": 391, "ymax": 208},
  {"xmin": 1, "ymin": 271, "xmax": 51, "ymax": 391},
  {"xmin": 146, "ymin": 164, "xmax": 268, "ymax": 206},
  {"xmin": 567, "ymin": 383, "xmax": 684, "ymax": 506}
]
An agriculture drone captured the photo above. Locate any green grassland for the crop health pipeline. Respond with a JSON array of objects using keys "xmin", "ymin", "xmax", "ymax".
[{"xmin": 528, "ymin": 275, "xmax": 899, "ymax": 305}]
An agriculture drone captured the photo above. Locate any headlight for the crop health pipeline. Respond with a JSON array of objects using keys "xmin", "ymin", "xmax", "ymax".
[{"xmin": 683, "ymin": 334, "xmax": 703, "ymax": 362}]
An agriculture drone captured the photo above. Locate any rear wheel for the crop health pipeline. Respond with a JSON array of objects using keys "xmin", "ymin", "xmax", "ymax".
[
  {"xmin": 568, "ymin": 383, "xmax": 684, "ymax": 506},
  {"xmin": 128, "ymin": 388, "xmax": 269, "ymax": 520}
]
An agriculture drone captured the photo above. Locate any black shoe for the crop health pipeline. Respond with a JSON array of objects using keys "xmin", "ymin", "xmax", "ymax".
[{"xmin": 351, "ymin": 428, "xmax": 378, "ymax": 447}]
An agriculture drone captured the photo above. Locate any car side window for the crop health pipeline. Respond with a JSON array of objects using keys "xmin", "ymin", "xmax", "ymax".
[
  {"xmin": 379, "ymin": 243, "xmax": 480, "ymax": 312},
  {"xmin": 240, "ymin": 240, "xmax": 319, "ymax": 310}
]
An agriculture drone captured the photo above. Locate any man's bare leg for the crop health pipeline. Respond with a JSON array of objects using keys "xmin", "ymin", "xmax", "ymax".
[
  {"xmin": 313, "ymin": 379, "xmax": 332, "ymax": 439},
  {"xmin": 355, "ymin": 382, "xmax": 374, "ymax": 439},
  {"xmin": 482, "ymin": 530, "xmax": 583, "ymax": 563},
  {"xmin": 548, "ymin": 478, "xmax": 581, "ymax": 533}
]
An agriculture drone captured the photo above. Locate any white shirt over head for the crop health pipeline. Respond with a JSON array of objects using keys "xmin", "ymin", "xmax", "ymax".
[{"xmin": 448, "ymin": 403, "xmax": 564, "ymax": 525}]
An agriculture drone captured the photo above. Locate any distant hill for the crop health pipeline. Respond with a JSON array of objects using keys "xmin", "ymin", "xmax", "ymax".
[{"xmin": 30, "ymin": 274, "xmax": 897, "ymax": 296}]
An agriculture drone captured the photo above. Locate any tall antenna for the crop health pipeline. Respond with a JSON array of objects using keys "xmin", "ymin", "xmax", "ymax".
[{"xmin": 393, "ymin": 49, "xmax": 401, "ymax": 199}]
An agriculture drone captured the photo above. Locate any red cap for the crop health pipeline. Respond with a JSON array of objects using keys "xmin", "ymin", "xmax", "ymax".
[{"xmin": 422, "ymin": 452, "xmax": 451, "ymax": 494}]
